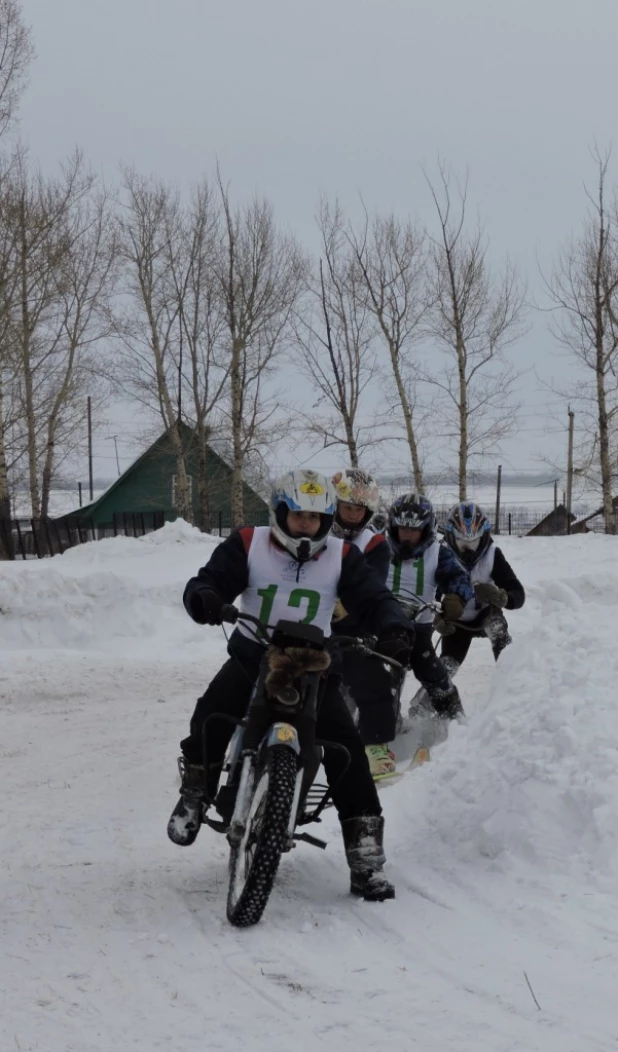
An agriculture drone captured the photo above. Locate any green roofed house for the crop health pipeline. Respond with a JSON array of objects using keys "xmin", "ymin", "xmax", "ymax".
[{"xmin": 57, "ymin": 423, "xmax": 269, "ymax": 535}]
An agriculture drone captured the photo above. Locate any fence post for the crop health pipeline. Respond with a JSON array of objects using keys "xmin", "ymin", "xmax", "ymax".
[
  {"xmin": 0, "ymin": 516, "xmax": 13, "ymax": 560},
  {"xmin": 30, "ymin": 519, "xmax": 41, "ymax": 558},
  {"xmin": 43, "ymin": 517, "xmax": 53, "ymax": 556},
  {"xmin": 14, "ymin": 519, "xmax": 26, "ymax": 559},
  {"xmin": 218, "ymin": 510, "xmax": 222, "ymax": 536},
  {"xmin": 112, "ymin": 512, "xmax": 118, "ymax": 537},
  {"xmin": 508, "ymin": 513, "xmax": 512, "ymax": 536}
]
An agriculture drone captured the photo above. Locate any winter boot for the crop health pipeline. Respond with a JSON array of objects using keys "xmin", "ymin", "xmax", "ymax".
[
  {"xmin": 483, "ymin": 612, "xmax": 512, "ymax": 661},
  {"xmin": 341, "ymin": 815, "xmax": 395, "ymax": 901},
  {"xmin": 365, "ymin": 743, "xmax": 397, "ymax": 782},
  {"xmin": 167, "ymin": 757, "xmax": 207, "ymax": 847},
  {"xmin": 428, "ymin": 682, "xmax": 465, "ymax": 721}
]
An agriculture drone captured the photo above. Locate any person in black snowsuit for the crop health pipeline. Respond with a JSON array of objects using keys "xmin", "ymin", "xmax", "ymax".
[
  {"xmin": 328, "ymin": 469, "xmax": 400, "ymax": 780},
  {"xmin": 384, "ymin": 494, "xmax": 474, "ymax": 726},
  {"xmin": 167, "ymin": 469, "xmax": 417, "ymax": 902},
  {"xmin": 438, "ymin": 502, "xmax": 526, "ymax": 676}
]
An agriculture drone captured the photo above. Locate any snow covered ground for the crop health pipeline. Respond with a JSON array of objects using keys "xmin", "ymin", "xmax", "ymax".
[{"xmin": 1, "ymin": 523, "xmax": 617, "ymax": 1051}]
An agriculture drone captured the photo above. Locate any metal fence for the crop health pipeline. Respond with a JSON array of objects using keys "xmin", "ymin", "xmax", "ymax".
[
  {"xmin": 434, "ymin": 504, "xmax": 615, "ymax": 537},
  {"xmin": 0, "ymin": 510, "xmax": 166, "ymax": 560}
]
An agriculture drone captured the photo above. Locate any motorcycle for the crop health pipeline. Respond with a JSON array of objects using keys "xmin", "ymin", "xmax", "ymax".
[{"xmin": 199, "ymin": 604, "xmax": 401, "ymax": 928}]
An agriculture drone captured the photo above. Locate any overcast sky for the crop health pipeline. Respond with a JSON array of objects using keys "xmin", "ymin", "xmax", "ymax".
[{"xmin": 17, "ymin": 0, "xmax": 618, "ymax": 485}]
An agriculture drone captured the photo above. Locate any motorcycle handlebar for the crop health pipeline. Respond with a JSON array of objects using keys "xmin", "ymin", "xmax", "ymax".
[{"xmin": 216, "ymin": 607, "xmax": 403, "ymax": 668}]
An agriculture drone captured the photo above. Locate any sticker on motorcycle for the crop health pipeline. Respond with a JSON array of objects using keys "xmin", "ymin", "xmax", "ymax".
[{"xmin": 276, "ymin": 724, "xmax": 297, "ymax": 743}]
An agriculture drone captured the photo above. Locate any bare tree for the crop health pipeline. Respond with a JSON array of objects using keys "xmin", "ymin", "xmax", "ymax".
[
  {"xmin": 38, "ymin": 185, "xmax": 118, "ymax": 517},
  {"xmin": 0, "ymin": 150, "xmax": 107, "ymax": 519},
  {"xmin": 0, "ymin": 0, "xmax": 35, "ymax": 137},
  {"xmin": 347, "ymin": 208, "xmax": 429, "ymax": 491},
  {"xmin": 166, "ymin": 180, "xmax": 229, "ymax": 529},
  {"xmin": 216, "ymin": 173, "xmax": 305, "ymax": 525},
  {"xmin": 294, "ymin": 199, "xmax": 381, "ymax": 466},
  {"xmin": 424, "ymin": 162, "xmax": 525, "ymax": 500},
  {"xmin": 116, "ymin": 168, "xmax": 194, "ymax": 521},
  {"xmin": 546, "ymin": 149, "xmax": 618, "ymax": 533}
]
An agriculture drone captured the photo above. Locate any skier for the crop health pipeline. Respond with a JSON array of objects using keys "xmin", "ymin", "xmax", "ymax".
[
  {"xmin": 329, "ymin": 469, "xmax": 397, "ymax": 780},
  {"xmin": 438, "ymin": 501, "xmax": 525, "ymax": 676},
  {"xmin": 167, "ymin": 468, "xmax": 417, "ymax": 902},
  {"xmin": 384, "ymin": 493, "xmax": 474, "ymax": 729}
]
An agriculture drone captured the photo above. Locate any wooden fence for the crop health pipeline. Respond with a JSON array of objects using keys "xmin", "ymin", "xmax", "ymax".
[{"xmin": 0, "ymin": 511, "xmax": 166, "ymax": 560}]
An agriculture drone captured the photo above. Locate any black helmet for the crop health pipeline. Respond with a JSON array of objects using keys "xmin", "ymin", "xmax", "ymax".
[{"xmin": 388, "ymin": 492, "xmax": 436, "ymax": 559}]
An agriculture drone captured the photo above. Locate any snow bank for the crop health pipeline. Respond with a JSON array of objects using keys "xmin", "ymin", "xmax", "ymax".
[
  {"xmin": 399, "ymin": 534, "xmax": 618, "ymax": 886},
  {"xmin": 0, "ymin": 519, "xmax": 222, "ymax": 654}
]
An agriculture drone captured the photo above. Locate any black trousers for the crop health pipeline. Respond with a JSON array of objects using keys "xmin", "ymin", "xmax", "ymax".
[
  {"xmin": 181, "ymin": 645, "xmax": 381, "ymax": 822},
  {"xmin": 440, "ymin": 610, "xmax": 511, "ymax": 666},
  {"xmin": 342, "ymin": 625, "xmax": 451, "ymax": 745}
]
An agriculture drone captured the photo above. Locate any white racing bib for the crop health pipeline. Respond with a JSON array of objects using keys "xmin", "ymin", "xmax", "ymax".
[
  {"xmin": 238, "ymin": 527, "xmax": 343, "ymax": 640},
  {"xmin": 386, "ymin": 540, "xmax": 440, "ymax": 624},
  {"xmin": 458, "ymin": 543, "xmax": 496, "ymax": 622},
  {"xmin": 351, "ymin": 527, "xmax": 377, "ymax": 554}
]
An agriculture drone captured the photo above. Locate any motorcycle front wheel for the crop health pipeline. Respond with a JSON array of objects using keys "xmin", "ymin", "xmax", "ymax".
[{"xmin": 226, "ymin": 746, "xmax": 298, "ymax": 927}]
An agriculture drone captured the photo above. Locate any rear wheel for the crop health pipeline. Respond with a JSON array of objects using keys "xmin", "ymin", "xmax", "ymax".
[{"xmin": 226, "ymin": 746, "xmax": 298, "ymax": 927}]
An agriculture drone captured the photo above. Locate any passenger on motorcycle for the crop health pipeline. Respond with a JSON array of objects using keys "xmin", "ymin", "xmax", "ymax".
[
  {"xmin": 439, "ymin": 502, "xmax": 525, "ymax": 677},
  {"xmin": 384, "ymin": 493, "xmax": 473, "ymax": 730},
  {"xmin": 167, "ymin": 469, "xmax": 416, "ymax": 901}
]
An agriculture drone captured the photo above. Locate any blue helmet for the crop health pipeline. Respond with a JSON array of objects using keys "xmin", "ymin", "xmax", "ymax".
[
  {"xmin": 387, "ymin": 492, "xmax": 436, "ymax": 559},
  {"xmin": 445, "ymin": 502, "xmax": 492, "ymax": 565}
]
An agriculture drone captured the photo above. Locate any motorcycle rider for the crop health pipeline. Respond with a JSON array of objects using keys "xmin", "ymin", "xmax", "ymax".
[{"xmin": 167, "ymin": 469, "xmax": 417, "ymax": 902}]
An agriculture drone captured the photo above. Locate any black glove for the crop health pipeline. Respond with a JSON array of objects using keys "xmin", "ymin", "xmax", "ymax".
[
  {"xmin": 441, "ymin": 593, "xmax": 466, "ymax": 622},
  {"xmin": 375, "ymin": 627, "xmax": 415, "ymax": 668},
  {"xmin": 188, "ymin": 588, "xmax": 224, "ymax": 626},
  {"xmin": 474, "ymin": 582, "xmax": 508, "ymax": 609}
]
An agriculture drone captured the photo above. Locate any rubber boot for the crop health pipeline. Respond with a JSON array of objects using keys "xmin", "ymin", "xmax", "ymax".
[
  {"xmin": 167, "ymin": 757, "xmax": 206, "ymax": 846},
  {"xmin": 341, "ymin": 815, "xmax": 395, "ymax": 901}
]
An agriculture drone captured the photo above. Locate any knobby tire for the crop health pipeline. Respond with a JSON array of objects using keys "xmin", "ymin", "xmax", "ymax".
[{"xmin": 226, "ymin": 746, "xmax": 298, "ymax": 927}]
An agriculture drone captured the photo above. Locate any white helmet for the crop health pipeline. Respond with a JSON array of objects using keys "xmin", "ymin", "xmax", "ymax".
[
  {"xmin": 331, "ymin": 468, "xmax": 380, "ymax": 539},
  {"xmin": 270, "ymin": 469, "xmax": 337, "ymax": 561}
]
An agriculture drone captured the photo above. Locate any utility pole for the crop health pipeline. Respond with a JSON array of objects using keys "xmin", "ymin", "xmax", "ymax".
[
  {"xmin": 494, "ymin": 464, "xmax": 502, "ymax": 535},
  {"xmin": 566, "ymin": 407, "xmax": 575, "ymax": 535},
  {"xmin": 87, "ymin": 396, "xmax": 93, "ymax": 501},
  {"xmin": 553, "ymin": 478, "xmax": 558, "ymax": 511}
]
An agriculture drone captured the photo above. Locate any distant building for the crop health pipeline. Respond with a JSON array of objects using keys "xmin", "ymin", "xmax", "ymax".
[
  {"xmin": 526, "ymin": 504, "xmax": 576, "ymax": 537},
  {"xmin": 56, "ymin": 423, "xmax": 269, "ymax": 531},
  {"xmin": 571, "ymin": 496, "xmax": 618, "ymax": 535}
]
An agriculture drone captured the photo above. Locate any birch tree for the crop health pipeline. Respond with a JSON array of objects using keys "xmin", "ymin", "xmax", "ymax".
[
  {"xmin": 116, "ymin": 169, "xmax": 194, "ymax": 522},
  {"xmin": 1, "ymin": 151, "xmax": 106, "ymax": 519},
  {"xmin": 167, "ymin": 180, "xmax": 229, "ymax": 529},
  {"xmin": 294, "ymin": 199, "xmax": 379, "ymax": 466},
  {"xmin": 216, "ymin": 175, "xmax": 305, "ymax": 525},
  {"xmin": 547, "ymin": 150, "xmax": 618, "ymax": 533},
  {"xmin": 0, "ymin": 0, "xmax": 35, "ymax": 137},
  {"xmin": 424, "ymin": 163, "xmax": 525, "ymax": 500},
  {"xmin": 347, "ymin": 209, "xmax": 429, "ymax": 491}
]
